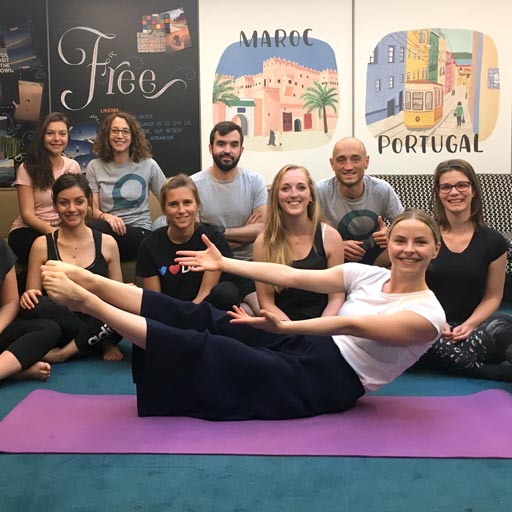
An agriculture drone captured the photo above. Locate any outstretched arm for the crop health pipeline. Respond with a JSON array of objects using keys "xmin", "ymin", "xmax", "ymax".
[
  {"xmin": 229, "ymin": 307, "xmax": 439, "ymax": 346},
  {"xmin": 176, "ymin": 234, "xmax": 346, "ymax": 295}
]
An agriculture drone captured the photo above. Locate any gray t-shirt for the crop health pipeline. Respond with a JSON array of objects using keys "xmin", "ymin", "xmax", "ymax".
[
  {"xmin": 86, "ymin": 158, "xmax": 166, "ymax": 230},
  {"xmin": 191, "ymin": 167, "xmax": 268, "ymax": 260},
  {"xmin": 317, "ymin": 175, "xmax": 404, "ymax": 249}
]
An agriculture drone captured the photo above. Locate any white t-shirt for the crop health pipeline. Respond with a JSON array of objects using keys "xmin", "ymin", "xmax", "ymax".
[{"xmin": 332, "ymin": 263, "xmax": 445, "ymax": 392}]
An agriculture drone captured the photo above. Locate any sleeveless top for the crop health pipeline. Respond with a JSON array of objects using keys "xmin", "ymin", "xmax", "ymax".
[
  {"xmin": 274, "ymin": 224, "xmax": 329, "ymax": 321},
  {"xmin": 46, "ymin": 229, "xmax": 109, "ymax": 278}
]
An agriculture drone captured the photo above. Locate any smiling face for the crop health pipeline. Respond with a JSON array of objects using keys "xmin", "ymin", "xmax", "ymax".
[
  {"xmin": 437, "ymin": 170, "xmax": 475, "ymax": 217},
  {"xmin": 44, "ymin": 121, "xmax": 69, "ymax": 158},
  {"xmin": 164, "ymin": 186, "xmax": 199, "ymax": 232},
  {"xmin": 277, "ymin": 168, "xmax": 312, "ymax": 218},
  {"xmin": 330, "ymin": 138, "xmax": 369, "ymax": 194},
  {"xmin": 108, "ymin": 116, "xmax": 132, "ymax": 157},
  {"xmin": 387, "ymin": 218, "xmax": 440, "ymax": 275},
  {"xmin": 55, "ymin": 185, "xmax": 89, "ymax": 228}
]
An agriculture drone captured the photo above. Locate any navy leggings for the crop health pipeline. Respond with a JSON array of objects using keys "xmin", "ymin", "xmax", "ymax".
[{"xmin": 134, "ymin": 291, "xmax": 365, "ymax": 420}]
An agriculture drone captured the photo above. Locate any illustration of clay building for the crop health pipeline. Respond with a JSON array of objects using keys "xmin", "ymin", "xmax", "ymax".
[{"xmin": 214, "ymin": 57, "xmax": 338, "ymax": 138}]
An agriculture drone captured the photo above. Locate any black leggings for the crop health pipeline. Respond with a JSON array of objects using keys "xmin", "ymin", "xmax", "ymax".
[
  {"xmin": 0, "ymin": 317, "xmax": 61, "ymax": 369},
  {"xmin": 417, "ymin": 312, "xmax": 512, "ymax": 380},
  {"xmin": 87, "ymin": 219, "xmax": 150, "ymax": 261},
  {"xmin": 134, "ymin": 291, "xmax": 364, "ymax": 420},
  {"xmin": 19, "ymin": 296, "xmax": 122, "ymax": 353},
  {"xmin": 8, "ymin": 227, "xmax": 43, "ymax": 266}
]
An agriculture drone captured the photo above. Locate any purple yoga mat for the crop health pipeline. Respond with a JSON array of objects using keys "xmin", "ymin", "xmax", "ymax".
[{"xmin": 0, "ymin": 389, "xmax": 511, "ymax": 457}]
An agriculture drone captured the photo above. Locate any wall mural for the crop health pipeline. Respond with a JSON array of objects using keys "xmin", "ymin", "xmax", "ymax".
[
  {"xmin": 365, "ymin": 29, "xmax": 499, "ymax": 157},
  {"xmin": 212, "ymin": 34, "xmax": 339, "ymax": 152}
]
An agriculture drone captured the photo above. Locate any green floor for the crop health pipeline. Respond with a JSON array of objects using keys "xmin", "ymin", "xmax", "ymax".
[{"xmin": 1, "ymin": 341, "xmax": 512, "ymax": 512}]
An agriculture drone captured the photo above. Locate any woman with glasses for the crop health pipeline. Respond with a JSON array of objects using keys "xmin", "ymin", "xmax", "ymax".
[
  {"xmin": 415, "ymin": 159, "xmax": 512, "ymax": 381},
  {"xmin": 8, "ymin": 112, "xmax": 80, "ymax": 267},
  {"xmin": 86, "ymin": 112, "xmax": 166, "ymax": 261}
]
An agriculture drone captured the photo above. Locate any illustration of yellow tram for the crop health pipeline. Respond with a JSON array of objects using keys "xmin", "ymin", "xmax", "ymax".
[{"xmin": 404, "ymin": 80, "xmax": 444, "ymax": 129}]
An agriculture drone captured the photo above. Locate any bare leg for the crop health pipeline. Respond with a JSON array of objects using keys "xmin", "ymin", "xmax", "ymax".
[
  {"xmin": 42, "ymin": 260, "xmax": 143, "ymax": 315},
  {"xmin": 43, "ymin": 340, "xmax": 79, "ymax": 363},
  {"xmin": 0, "ymin": 350, "xmax": 23, "ymax": 380},
  {"xmin": 43, "ymin": 271, "xmax": 148, "ymax": 349},
  {"xmin": 0, "ymin": 350, "xmax": 51, "ymax": 381},
  {"xmin": 15, "ymin": 362, "xmax": 51, "ymax": 381}
]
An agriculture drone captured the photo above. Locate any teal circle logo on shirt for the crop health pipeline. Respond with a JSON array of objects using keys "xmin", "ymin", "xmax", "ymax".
[
  {"xmin": 338, "ymin": 209, "xmax": 378, "ymax": 242},
  {"xmin": 112, "ymin": 174, "xmax": 147, "ymax": 210}
]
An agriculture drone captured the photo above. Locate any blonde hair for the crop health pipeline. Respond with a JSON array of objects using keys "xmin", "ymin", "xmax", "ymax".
[
  {"xmin": 159, "ymin": 174, "xmax": 201, "ymax": 212},
  {"xmin": 262, "ymin": 164, "xmax": 321, "ymax": 292},
  {"xmin": 388, "ymin": 208, "xmax": 441, "ymax": 245}
]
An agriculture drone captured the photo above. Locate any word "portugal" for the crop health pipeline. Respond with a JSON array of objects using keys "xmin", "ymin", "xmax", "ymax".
[{"xmin": 378, "ymin": 134, "xmax": 483, "ymax": 154}]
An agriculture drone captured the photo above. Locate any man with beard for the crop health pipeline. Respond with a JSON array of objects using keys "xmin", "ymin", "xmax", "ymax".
[
  {"xmin": 191, "ymin": 121, "xmax": 267, "ymax": 261},
  {"xmin": 191, "ymin": 122, "xmax": 267, "ymax": 313},
  {"xmin": 317, "ymin": 137, "xmax": 403, "ymax": 265}
]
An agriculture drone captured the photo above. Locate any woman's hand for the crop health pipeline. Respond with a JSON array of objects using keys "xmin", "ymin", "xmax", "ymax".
[
  {"xmin": 227, "ymin": 305, "xmax": 286, "ymax": 334},
  {"xmin": 442, "ymin": 322, "xmax": 453, "ymax": 340},
  {"xmin": 20, "ymin": 289, "xmax": 42, "ymax": 310},
  {"xmin": 175, "ymin": 234, "xmax": 223, "ymax": 271},
  {"xmin": 451, "ymin": 322, "xmax": 475, "ymax": 343},
  {"xmin": 103, "ymin": 213, "xmax": 126, "ymax": 236}
]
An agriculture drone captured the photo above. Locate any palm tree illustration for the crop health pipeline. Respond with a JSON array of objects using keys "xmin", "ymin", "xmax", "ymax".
[
  {"xmin": 301, "ymin": 82, "xmax": 338, "ymax": 133},
  {"xmin": 212, "ymin": 74, "xmax": 239, "ymax": 105}
]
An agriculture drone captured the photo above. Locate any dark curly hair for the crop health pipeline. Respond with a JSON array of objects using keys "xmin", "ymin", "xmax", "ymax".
[
  {"xmin": 92, "ymin": 111, "xmax": 152, "ymax": 163},
  {"xmin": 24, "ymin": 112, "xmax": 71, "ymax": 190}
]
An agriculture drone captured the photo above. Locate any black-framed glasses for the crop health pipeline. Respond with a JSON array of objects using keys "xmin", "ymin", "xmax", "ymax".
[
  {"xmin": 110, "ymin": 128, "xmax": 131, "ymax": 136},
  {"xmin": 437, "ymin": 181, "xmax": 472, "ymax": 193}
]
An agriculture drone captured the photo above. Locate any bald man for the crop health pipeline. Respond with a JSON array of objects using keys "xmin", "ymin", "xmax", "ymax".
[{"xmin": 317, "ymin": 137, "xmax": 404, "ymax": 265}]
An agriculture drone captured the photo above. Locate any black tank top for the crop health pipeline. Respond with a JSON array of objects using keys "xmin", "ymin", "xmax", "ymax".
[
  {"xmin": 274, "ymin": 224, "xmax": 329, "ymax": 321},
  {"xmin": 46, "ymin": 229, "xmax": 109, "ymax": 278}
]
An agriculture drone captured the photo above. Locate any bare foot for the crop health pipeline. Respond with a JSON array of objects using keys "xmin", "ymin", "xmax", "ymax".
[
  {"xmin": 41, "ymin": 271, "xmax": 88, "ymax": 312},
  {"xmin": 43, "ymin": 341, "xmax": 78, "ymax": 363},
  {"xmin": 41, "ymin": 260, "xmax": 94, "ymax": 289},
  {"xmin": 15, "ymin": 362, "xmax": 51, "ymax": 381},
  {"xmin": 102, "ymin": 342, "xmax": 124, "ymax": 362}
]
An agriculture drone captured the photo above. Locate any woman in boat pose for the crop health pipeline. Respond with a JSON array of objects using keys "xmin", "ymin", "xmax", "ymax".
[{"xmin": 40, "ymin": 208, "xmax": 445, "ymax": 420}]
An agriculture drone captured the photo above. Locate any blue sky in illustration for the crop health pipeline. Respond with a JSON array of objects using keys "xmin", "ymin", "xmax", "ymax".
[
  {"xmin": 215, "ymin": 38, "xmax": 337, "ymax": 78},
  {"xmin": 444, "ymin": 29, "xmax": 474, "ymax": 53}
]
